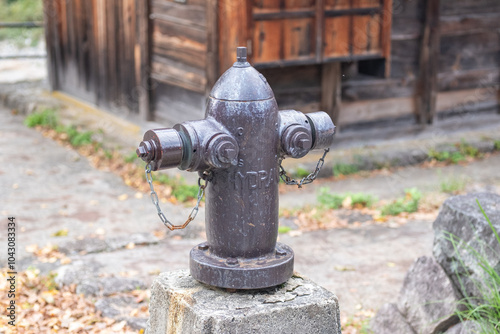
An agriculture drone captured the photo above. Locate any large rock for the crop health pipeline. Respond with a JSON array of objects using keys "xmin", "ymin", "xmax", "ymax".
[
  {"xmin": 444, "ymin": 321, "xmax": 480, "ymax": 334},
  {"xmin": 433, "ymin": 193, "xmax": 500, "ymax": 300},
  {"xmin": 370, "ymin": 303, "xmax": 416, "ymax": 334},
  {"xmin": 397, "ymin": 256, "xmax": 460, "ymax": 334},
  {"xmin": 146, "ymin": 270, "xmax": 341, "ymax": 334}
]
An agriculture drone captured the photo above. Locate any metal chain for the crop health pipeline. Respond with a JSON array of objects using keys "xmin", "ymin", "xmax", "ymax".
[
  {"xmin": 279, "ymin": 148, "xmax": 330, "ymax": 188},
  {"xmin": 145, "ymin": 164, "xmax": 207, "ymax": 230}
]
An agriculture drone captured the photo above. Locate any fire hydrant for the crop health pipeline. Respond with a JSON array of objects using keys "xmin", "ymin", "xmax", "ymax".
[{"xmin": 137, "ymin": 47, "xmax": 335, "ymax": 289}]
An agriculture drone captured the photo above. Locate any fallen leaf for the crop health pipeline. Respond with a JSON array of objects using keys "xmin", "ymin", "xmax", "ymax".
[
  {"xmin": 118, "ymin": 194, "xmax": 128, "ymax": 201},
  {"xmin": 334, "ymin": 265, "xmax": 356, "ymax": 272},
  {"xmin": 51, "ymin": 229, "xmax": 68, "ymax": 237}
]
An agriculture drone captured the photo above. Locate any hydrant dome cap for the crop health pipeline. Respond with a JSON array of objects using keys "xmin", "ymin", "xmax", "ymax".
[{"xmin": 210, "ymin": 64, "xmax": 274, "ymax": 101}]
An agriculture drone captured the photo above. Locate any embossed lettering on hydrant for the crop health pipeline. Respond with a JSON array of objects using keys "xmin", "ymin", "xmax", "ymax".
[{"xmin": 230, "ymin": 168, "xmax": 277, "ymax": 190}]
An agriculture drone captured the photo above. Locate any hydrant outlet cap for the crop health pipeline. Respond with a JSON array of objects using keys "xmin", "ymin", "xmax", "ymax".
[{"xmin": 210, "ymin": 47, "xmax": 274, "ymax": 101}]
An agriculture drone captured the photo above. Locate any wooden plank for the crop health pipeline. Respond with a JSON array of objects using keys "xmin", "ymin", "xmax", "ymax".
[
  {"xmin": 96, "ymin": 0, "xmax": 107, "ymax": 104},
  {"xmin": 343, "ymin": 76, "xmax": 415, "ymax": 100},
  {"xmin": 324, "ymin": 0, "xmax": 350, "ymax": 10},
  {"xmin": 381, "ymin": 0, "xmax": 392, "ymax": 76},
  {"xmin": 218, "ymin": 0, "xmax": 249, "ymax": 73},
  {"xmin": 321, "ymin": 62, "xmax": 341, "ymax": 125},
  {"xmin": 206, "ymin": 0, "xmax": 219, "ymax": 92},
  {"xmin": 315, "ymin": 0, "xmax": 324, "ymax": 62},
  {"xmin": 136, "ymin": 0, "xmax": 152, "ymax": 120},
  {"xmin": 152, "ymin": 26, "xmax": 207, "ymax": 68},
  {"xmin": 150, "ymin": 0, "xmax": 206, "ymax": 27},
  {"xmin": 152, "ymin": 18, "xmax": 206, "ymax": 44},
  {"xmin": 440, "ymin": 0, "xmax": 500, "ymax": 16},
  {"xmin": 252, "ymin": 20, "xmax": 283, "ymax": 63},
  {"xmin": 339, "ymin": 96, "xmax": 415, "ymax": 125},
  {"xmin": 436, "ymin": 87, "xmax": 500, "ymax": 114},
  {"xmin": 440, "ymin": 13, "xmax": 500, "ymax": 36},
  {"xmin": 42, "ymin": 0, "xmax": 57, "ymax": 90},
  {"xmin": 283, "ymin": 18, "xmax": 316, "ymax": 60},
  {"xmin": 323, "ymin": 16, "xmax": 350, "ymax": 58},
  {"xmin": 438, "ymin": 67, "xmax": 500, "ymax": 92},
  {"xmin": 152, "ymin": 56, "xmax": 207, "ymax": 93},
  {"xmin": 439, "ymin": 50, "xmax": 500, "ymax": 74},
  {"xmin": 440, "ymin": 32, "xmax": 500, "ymax": 55},
  {"xmin": 352, "ymin": 14, "xmax": 381, "ymax": 55},
  {"xmin": 415, "ymin": 0, "xmax": 440, "ymax": 124}
]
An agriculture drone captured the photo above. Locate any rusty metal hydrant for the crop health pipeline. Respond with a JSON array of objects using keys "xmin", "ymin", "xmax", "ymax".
[{"xmin": 137, "ymin": 47, "xmax": 335, "ymax": 289}]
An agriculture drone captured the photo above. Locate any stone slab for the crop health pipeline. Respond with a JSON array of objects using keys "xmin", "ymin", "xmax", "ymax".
[
  {"xmin": 146, "ymin": 270, "xmax": 341, "ymax": 334},
  {"xmin": 433, "ymin": 193, "xmax": 500, "ymax": 300},
  {"xmin": 444, "ymin": 321, "xmax": 481, "ymax": 334},
  {"xmin": 397, "ymin": 256, "xmax": 460, "ymax": 334},
  {"xmin": 370, "ymin": 303, "xmax": 416, "ymax": 334}
]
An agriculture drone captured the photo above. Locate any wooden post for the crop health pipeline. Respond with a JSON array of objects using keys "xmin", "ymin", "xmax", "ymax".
[
  {"xmin": 321, "ymin": 62, "xmax": 342, "ymax": 126},
  {"xmin": 136, "ymin": 0, "xmax": 152, "ymax": 121},
  {"xmin": 206, "ymin": 0, "xmax": 219, "ymax": 94},
  {"xmin": 43, "ymin": 0, "xmax": 58, "ymax": 90},
  {"xmin": 416, "ymin": 0, "xmax": 440, "ymax": 124}
]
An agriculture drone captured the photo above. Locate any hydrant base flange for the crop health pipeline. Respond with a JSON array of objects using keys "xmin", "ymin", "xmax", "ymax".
[{"xmin": 190, "ymin": 242, "xmax": 294, "ymax": 289}]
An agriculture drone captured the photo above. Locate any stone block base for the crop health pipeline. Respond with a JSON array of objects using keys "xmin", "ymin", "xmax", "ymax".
[{"xmin": 146, "ymin": 270, "xmax": 341, "ymax": 334}]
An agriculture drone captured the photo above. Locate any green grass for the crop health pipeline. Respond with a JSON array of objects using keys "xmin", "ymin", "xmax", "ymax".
[
  {"xmin": 25, "ymin": 109, "xmax": 93, "ymax": 147},
  {"xmin": 278, "ymin": 226, "xmax": 292, "ymax": 234},
  {"xmin": 381, "ymin": 188, "xmax": 422, "ymax": 216},
  {"xmin": 62, "ymin": 126, "xmax": 93, "ymax": 147},
  {"xmin": 0, "ymin": 0, "xmax": 44, "ymax": 22},
  {"xmin": 171, "ymin": 184, "xmax": 199, "ymax": 202},
  {"xmin": 24, "ymin": 109, "xmax": 58, "ymax": 128},
  {"xmin": 294, "ymin": 167, "xmax": 310, "ymax": 178},
  {"xmin": 318, "ymin": 188, "xmax": 376, "ymax": 209},
  {"xmin": 333, "ymin": 163, "xmax": 359, "ymax": 176},
  {"xmin": 0, "ymin": 0, "xmax": 44, "ymax": 46},
  {"xmin": 440, "ymin": 175, "xmax": 468, "ymax": 194},
  {"xmin": 428, "ymin": 149, "xmax": 466, "ymax": 164},
  {"xmin": 124, "ymin": 151, "xmax": 138, "ymax": 163},
  {"xmin": 494, "ymin": 140, "xmax": 500, "ymax": 151},
  {"xmin": 448, "ymin": 200, "xmax": 500, "ymax": 333},
  {"xmin": 154, "ymin": 173, "xmax": 199, "ymax": 202}
]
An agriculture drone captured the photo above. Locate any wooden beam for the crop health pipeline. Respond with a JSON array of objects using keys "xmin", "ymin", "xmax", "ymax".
[
  {"xmin": 136, "ymin": 0, "xmax": 153, "ymax": 120},
  {"xmin": 43, "ymin": 0, "xmax": 57, "ymax": 90},
  {"xmin": 382, "ymin": 0, "xmax": 393, "ymax": 77},
  {"xmin": 321, "ymin": 62, "xmax": 342, "ymax": 126},
  {"xmin": 206, "ymin": 0, "xmax": 219, "ymax": 93},
  {"xmin": 415, "ymin": 0, "xmax": 440, "ymax": 124}
]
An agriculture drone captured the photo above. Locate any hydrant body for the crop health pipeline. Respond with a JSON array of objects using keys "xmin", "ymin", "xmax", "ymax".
[{"xmin": 138, "ymin": 47, "xmax": 335, "ymax": 289}]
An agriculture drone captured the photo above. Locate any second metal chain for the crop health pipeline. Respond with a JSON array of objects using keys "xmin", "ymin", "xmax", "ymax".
[
  {"xmin": 279, "ymin": 148, "xmax": 329, "ymax": 188},
  {"xmin": 145, "ymin": 164, "xmax": 207, "ymax": 230}
]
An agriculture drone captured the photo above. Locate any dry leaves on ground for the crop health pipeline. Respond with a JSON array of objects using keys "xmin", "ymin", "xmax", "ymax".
[{"xmin": 0, "ymin": 269, "xmax": 144, "ymax": 334}]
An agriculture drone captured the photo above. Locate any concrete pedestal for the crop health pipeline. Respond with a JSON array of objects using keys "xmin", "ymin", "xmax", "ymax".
[{"xmin": 146, "ymin": 270, "xmax": 341, "ymax": 334}]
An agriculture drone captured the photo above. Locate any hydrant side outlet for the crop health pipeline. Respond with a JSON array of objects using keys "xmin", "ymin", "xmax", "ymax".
[{"xmin": 137, "ymin": 47, "xmax": 335, "ymax": 289}]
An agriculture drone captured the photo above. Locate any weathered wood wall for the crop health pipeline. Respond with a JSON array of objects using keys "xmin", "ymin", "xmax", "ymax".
[
  {"xmin": 44, "ymin": 0, "xmax": 499, "ymax": 128},
  {"xmin": 263, "ymin": 0, "xmax": 500, "ymax": 127},
  {"xmin": 43, "ymin": 0, "xmax": 150, "ymax": 117}
]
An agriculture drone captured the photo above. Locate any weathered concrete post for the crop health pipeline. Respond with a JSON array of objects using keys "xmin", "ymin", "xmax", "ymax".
[
  {"xmin": 138, "ymin": 47, "xmax": 340, "ymax": 333},
  {"xmin": 146, "ymin": 270, "xmax": 341, "ymax": 334}
]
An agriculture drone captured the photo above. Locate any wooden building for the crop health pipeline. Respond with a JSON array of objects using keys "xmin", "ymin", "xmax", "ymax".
[{"xmin": 43, "ymin": 0, "xmax": 500, "ymax": 130}]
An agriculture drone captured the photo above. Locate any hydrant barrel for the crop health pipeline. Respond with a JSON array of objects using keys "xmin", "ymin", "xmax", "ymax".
[{"xmin": 137, "ymin": 47, "xmax": 335, "ymax": 289}]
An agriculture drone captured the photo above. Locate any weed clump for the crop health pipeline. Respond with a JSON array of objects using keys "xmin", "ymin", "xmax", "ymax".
[
  {"xmin": 318, "ymin": 188, "xmax": 376, "ymax": 209},
  {"xmin": 381, "ymin": 188, "xmax": 422, "ymax": 216},
  {"xmin": 333, "ymin": 163, "xmax": 359, "ymax": 176}
]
